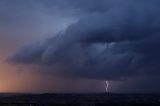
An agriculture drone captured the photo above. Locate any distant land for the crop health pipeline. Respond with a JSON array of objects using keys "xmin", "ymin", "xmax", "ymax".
[{"xmin": 0, "ymin": 93, "xmax": 160, "ymax": 106}]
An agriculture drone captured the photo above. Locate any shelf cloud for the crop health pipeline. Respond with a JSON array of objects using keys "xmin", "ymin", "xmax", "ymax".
[{"xmin": 8, "ymin": 0, "xmax": 160, "ymax": 81}]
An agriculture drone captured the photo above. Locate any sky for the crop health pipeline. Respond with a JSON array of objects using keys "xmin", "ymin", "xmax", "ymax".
[{"xmin": 0, "ymin": 0, "xmax": 160, "ymax": 93}]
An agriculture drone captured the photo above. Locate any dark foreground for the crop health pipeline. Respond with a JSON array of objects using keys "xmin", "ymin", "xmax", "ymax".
[{"xmin": 0, "ymin": 93, "xmax": 160, "ymax": 106}]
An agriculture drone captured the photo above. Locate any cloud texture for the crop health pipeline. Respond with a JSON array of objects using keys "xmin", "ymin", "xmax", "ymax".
[{"xmin": 9, "ymin": 0, "xmax": 160, "ymax": 81}]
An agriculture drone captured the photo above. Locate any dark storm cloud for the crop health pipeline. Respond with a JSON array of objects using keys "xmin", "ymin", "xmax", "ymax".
[
  {"xmin": 0, "ymin": 0, "xmax": 78, "ymax": 54},
  {"xmin": 0, "ymin": 0, "xmax": 74, "ymax": 25},
  {"xmin": 8, "ymin": 0, "xmax": 160, "ymax": 81}
]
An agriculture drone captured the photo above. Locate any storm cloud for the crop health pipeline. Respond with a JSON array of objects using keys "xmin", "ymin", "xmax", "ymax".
[{"xmin": 8, "ymin": 0, "xmax": 160, "ymax": 81}]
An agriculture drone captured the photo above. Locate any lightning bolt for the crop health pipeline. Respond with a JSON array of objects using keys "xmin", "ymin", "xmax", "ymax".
[{"xmin": 105, "ymin": 81, "xmax": 109, "ymax": 93}]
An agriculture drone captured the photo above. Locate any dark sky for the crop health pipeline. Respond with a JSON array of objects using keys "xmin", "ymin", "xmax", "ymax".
[{"xmin": 0, "ymin": 0, "xmax": 160, "ymax": 93}]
